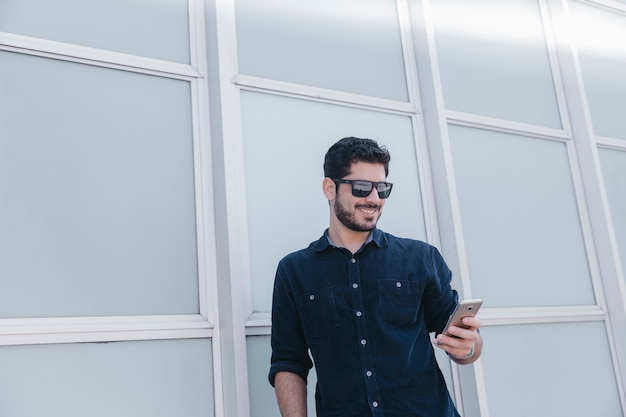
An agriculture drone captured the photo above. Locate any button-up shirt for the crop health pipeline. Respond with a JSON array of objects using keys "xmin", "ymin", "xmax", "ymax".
[{"xmin": 269, "ymin": 228, "xmax": 461, "ymax": 417}]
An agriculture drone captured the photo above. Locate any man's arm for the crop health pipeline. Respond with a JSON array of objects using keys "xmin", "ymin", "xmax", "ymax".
[
  {"xmin": 433, "ymin": 316, "xmax": 483, "ymax": 364},
  {"xmin": 275, "ymin": 371, "xmax": 307, "ymax": 417}
]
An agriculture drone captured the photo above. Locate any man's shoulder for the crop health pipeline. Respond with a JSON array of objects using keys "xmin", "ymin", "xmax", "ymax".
[
  {"xmin": 380, "ymin": 230, "xmax": 433, "ymax": 251},
  {"xmin": 279, "ymin": 234, "xmax": 328, "ymax": 264},
  {"xmin": 280, "ymin": 245, "xmax": 313, "ymax": 262}
]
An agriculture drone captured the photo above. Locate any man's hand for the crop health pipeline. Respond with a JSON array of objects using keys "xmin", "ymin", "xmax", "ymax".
[{"xmin": 433, "ymin": 316, "xmax": 482, "ymax": 364}]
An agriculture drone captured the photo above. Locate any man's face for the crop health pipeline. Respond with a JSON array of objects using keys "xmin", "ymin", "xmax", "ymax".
[{"xmin": 333, "ymin": 162, "xmax": 387, "ymax": 232}]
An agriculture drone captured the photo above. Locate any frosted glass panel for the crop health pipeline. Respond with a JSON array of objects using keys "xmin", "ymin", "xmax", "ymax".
[
  {"xmin": 235, "ymin": 0, "xmax": 407, "ymax": 101},
  {"xmin": 450, "ymin": 126, "xmax": 594, "ymax": 307},
  {"xmin": 599, "ymin": 148, "xmax": 626, "ymax": 285},
  {"xmin": 0, "ymin": 339, "xmax": 214, "ymax": 417},
  {"xmin": 247, "ymin": 335, "xmax": 316, "ymax": 417},
  {"xmin": 480, "ymin": 322, "xmax": 622, "ymax": 417},
  {"xmin": 432, "ymin": 0, "xmax": 561, "ymax": 128},
  {"xmin": 0, "ymin": 52, "xmax": 199, "ymax": 317},
  {"xmin": 0, "ymin": 0, "xmax": 190, "ymax": 63},
  {"xmin": 241, "ymin": 91, "xmax": 425, "ymax": 313},
  {"xmin": 570, "ymin": 3, "xmax": 626, "ymax": 141}
]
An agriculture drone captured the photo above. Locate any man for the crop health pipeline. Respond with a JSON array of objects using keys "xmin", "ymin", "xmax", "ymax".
[{"xmin": 269, "ymin": 137, "xmax": 482, "ymax": 417}]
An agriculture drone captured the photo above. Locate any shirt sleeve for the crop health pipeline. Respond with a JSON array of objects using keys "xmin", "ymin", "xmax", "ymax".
[
  {"xmin": 268, "ymin": 262, "xmax": 313, "ymax": 386},
  {"xmin": 422, "ymin": 245, "xmax": 459, "ymax": 334}
]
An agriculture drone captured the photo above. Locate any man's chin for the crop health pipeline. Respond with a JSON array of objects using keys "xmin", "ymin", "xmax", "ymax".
[{"xmin": 349, "ymin": 221, "xmax": 377, "ymax": 233}]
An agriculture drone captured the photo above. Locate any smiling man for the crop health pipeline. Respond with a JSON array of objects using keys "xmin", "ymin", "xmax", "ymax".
[{"xmin": 269, "ymin": 137, "xmax": 482, "ymax": 417}]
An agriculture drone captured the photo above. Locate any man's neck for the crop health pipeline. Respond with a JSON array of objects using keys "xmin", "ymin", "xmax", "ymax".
[{"xmin": 327, "ymin": 227, "xmax": 372, "ymax": 254}]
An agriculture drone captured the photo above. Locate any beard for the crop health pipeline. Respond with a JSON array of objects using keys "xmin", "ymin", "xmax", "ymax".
[{"xmin": 334, "ymin": 199, "xmax": 381, "ymax": 232}]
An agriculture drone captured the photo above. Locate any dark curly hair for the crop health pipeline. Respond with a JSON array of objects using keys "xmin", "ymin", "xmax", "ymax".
[{"xmin": 323, "ymin": 136, "xmax": 390, "ymax": 179}]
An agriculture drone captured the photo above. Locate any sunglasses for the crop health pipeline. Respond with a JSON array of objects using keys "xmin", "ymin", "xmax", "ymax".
[{"xmin": 332, "ymin": 178, "xmax": 393, "ymax": 199}]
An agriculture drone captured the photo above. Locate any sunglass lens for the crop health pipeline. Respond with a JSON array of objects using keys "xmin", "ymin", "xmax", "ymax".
[
  {"xmin": 377, "ymin": 183, "xmax": 392, "ymax": 199},
  {"xmin": 352, "ymin": 181, "xmax": 373, "ymax": 197}
]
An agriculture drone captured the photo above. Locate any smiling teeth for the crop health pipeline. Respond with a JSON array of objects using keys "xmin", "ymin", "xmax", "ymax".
[{"xmin": 359, "ymin": 208, "xmax": 377, "ymax": 214}]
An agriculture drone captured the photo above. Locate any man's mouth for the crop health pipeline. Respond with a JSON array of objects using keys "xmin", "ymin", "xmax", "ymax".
[{"xmin": 356, "ymin": 204, "xmax": 380, "ymax": 215}]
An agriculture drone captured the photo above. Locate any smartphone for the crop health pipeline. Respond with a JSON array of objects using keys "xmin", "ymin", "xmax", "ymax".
[{"xmin": 442, "ymin": 299, "xmax": 483, "ymax": 336}]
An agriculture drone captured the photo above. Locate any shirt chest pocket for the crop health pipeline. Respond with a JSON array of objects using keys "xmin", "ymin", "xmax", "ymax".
[
  {"xmin": 298, "ymin": 285, "xmax": 339, "ymax": 339},
  {"xmin": 378, "ymin": 279, "xmax": 422, "ymax": 326}
]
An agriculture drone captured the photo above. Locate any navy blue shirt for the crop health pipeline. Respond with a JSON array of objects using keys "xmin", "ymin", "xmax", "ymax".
[{"xmin": 269, "ymin": 228, "xmax": 460, "ymax": 417}]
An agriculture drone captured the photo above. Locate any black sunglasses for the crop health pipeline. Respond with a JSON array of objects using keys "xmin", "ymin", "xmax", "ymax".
[{"xmin": 332, "ymin": 178, "xmax": 393, "ymax": 199}]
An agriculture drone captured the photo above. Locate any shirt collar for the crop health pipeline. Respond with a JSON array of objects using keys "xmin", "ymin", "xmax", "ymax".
[{"xmin": 312, "ymin": 228, "xmax": 387, "ymax": 252}]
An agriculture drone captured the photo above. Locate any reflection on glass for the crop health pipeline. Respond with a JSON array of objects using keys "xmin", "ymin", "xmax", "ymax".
[
  {"xmin": 432, "ymin": 0, "xmax": 561, "ymax": 128},
  {"xmin": 570, "ymin": 3, "xmax": 626, "ymax": 140}
]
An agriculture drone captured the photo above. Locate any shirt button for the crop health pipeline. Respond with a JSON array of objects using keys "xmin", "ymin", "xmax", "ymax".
[
  {"xmin": 351, "ymin": 258, "xmax": 356, "ymax": 263},
  {"xmin": 361, "ymin": 339, "xmax": 367, "ymax": 346},
  {"xmin": 366, "ymin": 370, "xmax": 372, "ymax": 377},
  {"xmin": 309, "ymin": 294, "xmax": 315, "ymax": 301},
  {"xmin": 352, "ymin": 283, "xmax": 358, "ymax": 289},
  {"xmin": 396, "ymin": 281, "xmax": 402, "ymax": 287},
  {"xmin": 356, "ymin": 311, "xmax": 362, "ymax": 317},
  {"xmin": 373, "ymin": 401, "xmax": 379, "ymax": 407}
]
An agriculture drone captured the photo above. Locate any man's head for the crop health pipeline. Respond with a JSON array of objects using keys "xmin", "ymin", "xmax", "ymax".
[
  {"xmin": 322, "ymin": 137, "xmax": 392, "ymax": 234},
  {"xmin": 323, "ymin": 137, "xmax": 390, "ymax": 179}
]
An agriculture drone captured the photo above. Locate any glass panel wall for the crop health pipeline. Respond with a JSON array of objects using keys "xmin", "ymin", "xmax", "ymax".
[
  {"xmin": 217, "ymin": 0, "xmax": 626, "ymax": 415},
  {"xmin": 0, "ymin": 339, "xmax": 214, "ymax": 417},
  {"xmin": 0, "ymin": 0, "xmax": 190, "ymax": 63},
  {"xmin": 431, "ymin": 0, "xmax": 561, "ymax": 128},
  {"xmin": 0, "ymin": 51, "xmax": 199, "ymax": 318},
  {"xmin": 423, "ymin": 0, "xmax": 626, "ymax": 413},
  {"xmin": 0, "ymin": 0, "xmax": 215, "ymax": 414},
  {"xmin": 599, "ymin": 148, "xmax": 626, "ymax": 286},
  {"xmin": 570, "ymin": 2, "xmax": 626, "ymax": 141},
  {"xmin": 480, "ymin": 322, "xmax": 622, "ymax": 416},
  {"xmin": 235, "ymin": 0, "xmax": 408, "ymax": 101},
  {"xmin": 449, "ymin": 126, "xmax": 594, "ymax": 307}
]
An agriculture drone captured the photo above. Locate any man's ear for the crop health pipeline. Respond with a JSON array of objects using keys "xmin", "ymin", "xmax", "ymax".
[{"xmin": 322, "ymin": 177, "xmax": 336, "ymax": 201}]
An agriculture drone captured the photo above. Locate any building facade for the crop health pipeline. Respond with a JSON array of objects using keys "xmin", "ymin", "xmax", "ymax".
[{"xmin": 1, "ymin": 0, "xmax": 625, "ymax": 416}]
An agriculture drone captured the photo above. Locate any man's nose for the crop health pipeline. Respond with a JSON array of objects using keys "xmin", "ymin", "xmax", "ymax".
[{"xmin": 364, "ymin": 187, "xmax": 380, "ymax": 202}]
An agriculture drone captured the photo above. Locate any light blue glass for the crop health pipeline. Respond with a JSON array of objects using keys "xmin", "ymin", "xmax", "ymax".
[
  {"xmin": 599, "ymin": 148, "xmax": 626, "ymax": 286},
  {"xmin": 0, "ymin": 0, "xmax": 190, "ymax": 63},
  {"xmin": 240, "ymin": 91, "xmax": 426, "ymax": 313},
  {"xmin": 0, "ymin": 339, "xmax": 214, "ymax": 417},
  {"xmin": 235, "ymin": 0, "xmax": 408, "ymax": 101},
  {"xmin": 480, "ymin": 322, "xmax": 622, "ymax": 416},
  {"xmin": 570, "ymin": 3, "xmax": 626, "ymax": 141},
  {"xmin": 0, "ymin": 51, "xmax": 199, "ymax": 317},
  {"xmin": 431, "ymin": 0, "xmax": 561, "ymax": 128},
  {"xmin": 450, "ymin": 125, "xmax": 595, "ymax": 307}
]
